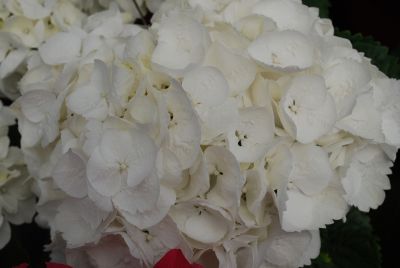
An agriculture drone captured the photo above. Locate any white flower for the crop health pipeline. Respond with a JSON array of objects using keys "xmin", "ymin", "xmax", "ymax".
[
  {"xmin": 53, "ymin": 150, "xmax": 88, "ymax": 199},
  {"xmin": 2, "ymin": 0, "xmax": 399, "ymax": 266},
  {"xmin": 51, "ymin": 0, "xmax": 86, "ymax": 31},
  {"xmin": 54, "ymin": 198, "xmax": 111, "ymax": 247},
  {"xmin": 324, "ymin": 58, "xmax": 371, "ymax": 118},
  {"xmin": 151, "ymin": 14, "xmax": 211, "ymax": 77},
  {"xmin": 252, "ymin": 0, "xmax": 317, "ymax": 34},
  {"xmin": 289, "ymin": 143, "xmax": 333, "ymax": 196},
  {"xmin": 170, "ymin": 200, "xmax": 233, "ymax": 246},
  {"xmin": 337, "ymin": 91, "xmax": 384, "ymax": 143},
  {"xmin": 0, "ymin": 216, "xmax": 11, "ymax": 249},
  {"xmin": 15, "ymin": 89, "xmax": 61, "ymax": 147},
  {"xmin": 204, "ymin": 146, "xmax": 244, "ymax": 214},
  {"xmin": 182, "ymin": 65, "xmax": 240, "ymax": 142},
  {"xmin": 341, "ymin": 145, "xmax": 392, "ymax": 212},
  {"xmin": 39, "ymin": 32, "xmax": 82, "ymax": 65},
  {"xmin": 66, "ymin": 235, "xmax": 143, "ymax": 268},
  {"xmin": 257, "ymin": 220, "xmax": 320, "ymax": 268},
  {"xmin": 2, "ymin": 16, "xmax": 44, "ymax": 47},
  {"xmin": 239, "ymin": 169, "xmax": 269, "ymax": 227},
  {"xmin": 279, "ymin": 177, "xmax": 348, "ymax": 232},
  {"xmin": 66, "ymin": 60, "xmax": 110, "ymax": 121},
  {"xmin": 0, "ymin": 33, "xmax": 28, "ymax": 79},
  {"xmin": 120, "ymin": 216, "xmax": 191, "ymax": 266},
  {"xmin": 182, "ymin": 66, "xmax": 229, "ymax": 107},
  {"xmin": 227, "ymin": 107, "xmax": 275, "ymax": 162},
  {"xmin": 371, "ymin": 78, "xmax": 400, "ymax": 147},
  {"xmin": 162, "ymin": 81, "xmax": 201, "ymax": 170},
  {"xmin": 205, "ymin": 42, "xmax": 257, "ymax": 96},
  {"xmin": 5, "ymin": 0, "xmax": 50, "ymax": 20},
  {"xmin": 279, "ymin": 74, "xmax": 336, "ymax": 144},
  {"xmin": 87, "ymin": 127, "xmax": 157, "ymax": 196},
  {"xmin": 248, "ymin": 30, "xmax": 315, "ymax": 72}
]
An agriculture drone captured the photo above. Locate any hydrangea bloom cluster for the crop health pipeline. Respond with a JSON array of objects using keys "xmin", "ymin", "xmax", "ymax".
[{"xmin": 1, "ymin": 0, "xmax": 399, "ymax": 267}]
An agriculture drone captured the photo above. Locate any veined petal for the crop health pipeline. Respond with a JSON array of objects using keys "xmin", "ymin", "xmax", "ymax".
[
  {"xmin": 87, "ymin": 146, "xmax": 123, "ymax": 197},
  {"xmin": 205, "ymin": 42, "xmax": 257, "ymax": 96},
  {"xmin": 39, "ymin": 32, "xmax": 81, "ymax": 65},
  {"xmin": 53, "ymin": 150, "xmax": 88, "ymax": 199},
  {"xmin": 228, "ymin": 107, "xmax": 275, "ymax": 163},
  {"xmin": 248, "ymin": 30, "xmax": 314, "ymax": 72},
  {"xmin": 182, "ymin": 66, "xmax": 229, "ymax": 107},
  {"xmin": 151, "ymin": 14, "xmax": 210, "ymax": 77},
  {"xmin": 279, "ymin": 74, "xmax": 336, "ymax": 143},
  {"xmin": 290, "ymin": 143, "xmax": 333, "ymax": 195}
]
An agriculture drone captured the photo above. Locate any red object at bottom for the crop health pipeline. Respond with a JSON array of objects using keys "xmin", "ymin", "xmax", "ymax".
[{"xmin": 154, "ymin": 249, "xmax": 203, "ymax": 268}]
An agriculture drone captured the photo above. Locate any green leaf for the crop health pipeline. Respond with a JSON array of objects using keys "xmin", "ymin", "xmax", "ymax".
[
  {"xmin": 335, "ymin": 30, "xmax": 400, "ymax": 79},
  {"xmin": 303, "ymin": 0, "xmax": 331, "ymax": 18},
  {"xmin": 306, "ymin": 209, "xmax": 382, "ymax": 268}
]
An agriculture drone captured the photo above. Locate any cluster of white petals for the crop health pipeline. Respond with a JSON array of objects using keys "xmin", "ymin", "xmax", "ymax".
[
  {"xmin": 0, "ymin": 100, "xmax": 35, "ymax": 249},
  {"xmin": 0, "ymin": 0, "xmax": 399, "ymax": 267}
]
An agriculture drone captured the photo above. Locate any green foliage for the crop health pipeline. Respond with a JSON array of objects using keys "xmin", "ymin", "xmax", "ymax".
[
  {"xmin": 306, "ymin": 209, "xmax": 382, "ymax": 268},
  {"xmin": 335, "ymin": 30, "xmax": 400, "ymax": 79},
  {"xmin": 303, "ymin": 0, "xmax": 331, "ymax": 18}
]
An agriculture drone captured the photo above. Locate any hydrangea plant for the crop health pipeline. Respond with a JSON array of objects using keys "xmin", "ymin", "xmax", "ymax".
[{"xmin": 1, "ymin": 0, "xmax": 399, "ymax": 267}]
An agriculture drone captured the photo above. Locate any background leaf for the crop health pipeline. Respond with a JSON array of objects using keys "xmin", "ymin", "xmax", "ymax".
[{"xmin": 306, "ymin": 209, "xmax": 382, "ymax": 268}]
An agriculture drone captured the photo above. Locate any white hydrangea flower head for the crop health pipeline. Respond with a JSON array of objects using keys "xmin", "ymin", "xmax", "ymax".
[{"xmin": 0, "ymin": 0, "xmax": 399, "ymax": 267}]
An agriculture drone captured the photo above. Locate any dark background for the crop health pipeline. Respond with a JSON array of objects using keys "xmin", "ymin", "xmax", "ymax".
[{"xmin": 1, "ymin": 0, "xmax": 399, "ymax": 267}]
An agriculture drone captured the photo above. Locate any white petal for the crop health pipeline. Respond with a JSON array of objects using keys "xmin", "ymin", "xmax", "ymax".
[
  {"xmin": 164, "ymin": 82, "xmax": 201, "ymax": 169},
  {"xmin": 263, "ymin": 141, "xmax": 293, "ymax": 191},
  {"xmin": 279, "ymin": 74, "xmax": 336, "ymax": 143},
  {"xmin": 257, "ymin": 221, "xmax": 320, "ymax": 267},
  {"xmin": 324, "ymin": 59, "xmax": 371, "ymax": 118},
  {"xmin": 177, "ymin": 151, "xmax": 210, "ymax": 201},
  {"xmin": 280, "ymin": 179, "xmax": 348, "ymax": 232},
  {"xmin": 55, "ymin": 198, "xmax": 109, "ymax": 247},
  {"xmin": 87, "ymin": 146, "xmax": 123, "ymax": 197},
  {"xmin": 53, "ymin": 150, "xmax": 88, "ymax": 198},
  {"xmin": 151, "ymin": 14, "xmax": 210, "ymax": 77},
  {"xmin": 341, "ymin": 145, "xmax": 392, "ymax": 212},
  {"xmin": 372, "ymin": 78, "xmax": 400, "ymax": 146},
  {"xmin": 337, "ymin": 92, "xmax": 384, "ymax": 142},
  {"xmin": 290, "ymin": 143, "xmax": 333, "ymax": 195},
  {"xmin": 199, "ymin": 97, "xmax": 239, "ymax": 143},
  {"xmin": 182, "ymin": 66, "xmax": 229, "ymax": 106},
  {"xmin": 112, "ymin": 172, "xmax": 160, "ymax": 229},
  {"xmin": 97, "ymin": 126, "xmax": 158, "ymax": 189},
  {"xmin": 39, "ymin": 32, "xmax": 81, "ymax": 65},
  {"xmin": 19, "ymin": 0, "xmax": 51, "ymax": 19},
  {"xmin": 0, "ymin": 220, "xmax": 11, "ymax": 249},
  {"xmin": 228, "ymin": 107, "xmax": 275, "ymax": 162},
  {"xmin": 66, "ymin": 60, "xmax": 109, "ymax": 120},
  {"xmin": 248, "ymin": 30, "xmax": 314, "ymax": 71},
  {"xmin": 84, "ymin": 235, "xmax": 142, "ymax": 268},
  {"xmin": 170, "ymin": 201, "xmax": 232, "ymax": 245},
  {"xmin": 18, "ymin": 90, "xmax": 57, "ymax": 123},
  {"xmin": 205, "ymin": 42, "xmax": 257, "ymax": 96},
  {"xmin": 252, "ymin": 0, "xmax": 316, "ymax": 33},
  {"xmin": 0, "ymin": 49, "xmax": 27, "ymax": 79},
  {"xmin": 156, "ymin": 147, "xmax": 183, "ymax": 187},
  {"xmin": 205, "ymin": 146, "xmax": 245, "ymax": 213}
]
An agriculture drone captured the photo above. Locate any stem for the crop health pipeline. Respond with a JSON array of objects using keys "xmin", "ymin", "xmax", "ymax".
[{"xmin": 132, "ymin": 0, "xmax": 148, "ymax": 26}]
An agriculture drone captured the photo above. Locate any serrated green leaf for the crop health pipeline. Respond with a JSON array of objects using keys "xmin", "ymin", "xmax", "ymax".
[
  {"xmin": 303, "ymin": 0, "xmax": 331, "ymax": 18},
  {"xmin": 335, "ymin": 30, "xmax": 400, "ymax": 79},
  {"xmin": 306, "ymin": 209, "xmax": 381, "ymax": 268}
]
